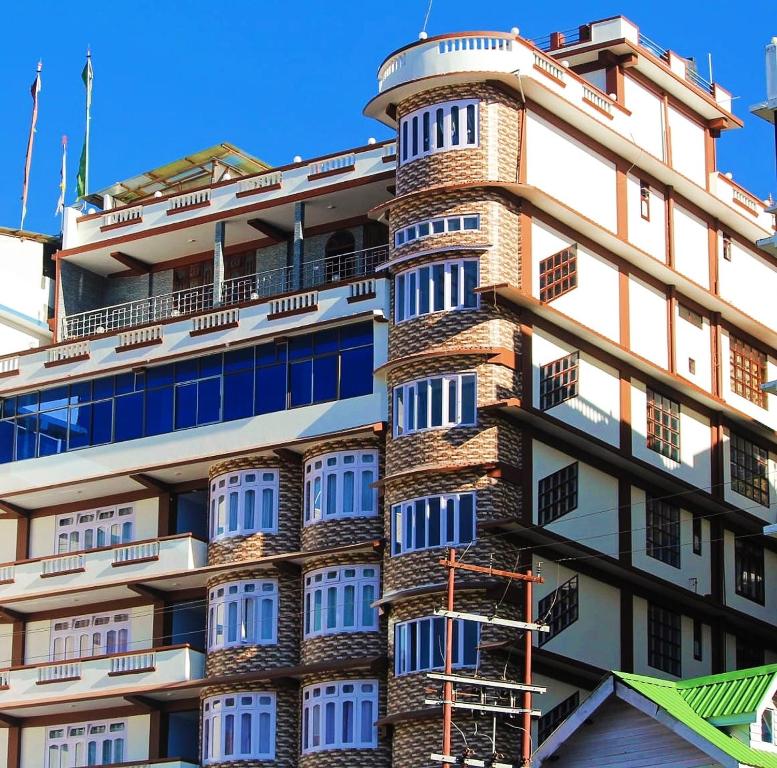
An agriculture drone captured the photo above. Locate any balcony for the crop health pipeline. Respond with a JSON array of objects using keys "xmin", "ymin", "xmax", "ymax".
[
  {"xmin": 0, "ymin": 534, "xmax": 207, "ymax": 610},
  {"xmin": 61, "ymin": 245, "xmax": 388, "ymax": 340},
  {"xmin": 0, "ymin": 645, "xmax": 204, "ymax": 715}
]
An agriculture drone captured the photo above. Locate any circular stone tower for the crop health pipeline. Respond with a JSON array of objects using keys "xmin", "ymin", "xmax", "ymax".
[{"xmin": 365, "ymin": 32, "xmax": 528, "ymax": 766}]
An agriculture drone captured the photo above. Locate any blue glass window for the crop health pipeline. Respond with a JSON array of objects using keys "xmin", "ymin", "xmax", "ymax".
[{"xmin": 0, "ymin": 322, "xmax": 373, "ymax": 463}]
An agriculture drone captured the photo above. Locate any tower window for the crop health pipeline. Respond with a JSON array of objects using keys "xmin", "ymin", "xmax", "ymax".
[{"xmin": 399, "ymin": 100, "xmax": 479, "ymax": 164}]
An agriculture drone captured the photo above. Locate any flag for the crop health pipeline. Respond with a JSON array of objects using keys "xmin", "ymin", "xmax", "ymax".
[
  {"xmin": 76, "ymin": 50, "xmax": 93, "ymax": 199},
  {"xmin": 56, "ymin": 136, "xmax": 68, "ymax": 216},
  {"xmin": 20, "ymin": 61, "xmax": 42, "ymax": 231}
]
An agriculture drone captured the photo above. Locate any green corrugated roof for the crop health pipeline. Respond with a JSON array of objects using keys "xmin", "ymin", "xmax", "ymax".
[{"xmin": 615, "ymin": 669, "xmax": 777, "ymax": 768}]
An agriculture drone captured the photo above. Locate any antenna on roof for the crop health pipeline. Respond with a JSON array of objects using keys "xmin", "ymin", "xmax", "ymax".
[{"xmin": 419, "ymin": 0, "xmax": 433, "ymax": 39}]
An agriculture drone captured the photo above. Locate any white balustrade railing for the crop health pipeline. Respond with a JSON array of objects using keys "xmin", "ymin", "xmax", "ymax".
[
  {"xmin": 732, "ymin": 188, "xmax": 760, "ymax": 215},
  {"xmin": 270, "ymin": 291, "xmax": 318, "ymax": 316},
  {"xmin": 38, "ymin": 662, "xmax": 81, "ymax": 683},
  {"xmin": 168, "ymin": 188, "xmax": 211, "ymax": 212},
  {"xmin": 0, "ymin": 356, "xmax": 19, "ymax": 375},
  {"xmin": 118, "ymin": 325, "xmax": 163, "ymax": 348},
  {"xmin": 582, "ymin": 85, "xmax": 613, "ymax": 115},
  {"xmin": 439, "ymin": 35, "xmax": 512, "ymax": 53},
  {"xmin": 533, "ymin": 52, "xmax": 566, "ymax": 82},
  {"xmin": 0, "ymin": 565, "xmax": 15, "ymax": 583},
  {"xmin": 191, "ymin": 308, "xmax": 239, "ymax": 334},
  {"xmin": 102, "ymin": 206, "xmax": 142, "ymax": 228},
  {"xmin": 350, "ymin": 278, "xmax": 375, "ymax": 299},
  {"xmin": 308, "ymin": 153, "xmax": 355, "ymax": 176},
  {"xmin": 41, "ymin": 554, "xmax": 85, "ymax": 576},
  {"xmin": 378, "ymin": 52, "xmax": 406, "ymax": 89},
  {"xmin": 48, "ymin": 340, "xmax": 90, "ymax": 363},
  {"xmin": 110, "ymin": 652, "xmax": 156, "ymax": 674},
  {"xmin": 383, "ymin": 141, "xmax": 397, "ymax": 158},
  {"xmin": 113, "ymin": 540, "xmax": 160, "ymax": 564},
  {"xmin": 238, "ymin": 170, "xmax": 283, "ymax": 194}
]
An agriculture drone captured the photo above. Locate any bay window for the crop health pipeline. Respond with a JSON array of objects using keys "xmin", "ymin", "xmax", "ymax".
[
  {"xmin": 393, "ymin": 373, "xmax": 477, "ymax": 436},
  {"xmin": 209, "ymin": 469, "xmax": 279, "ymax": 540},
  {"xmin": 394, "ymin": 216, "xmax": 480, "ymax": 247},
  {"xmin": 301, "ymin": 680, "xmax": 378, "ymax": 752},
  {"xmin": 395, "ymin": 259, "xmax": 479, "ymax": 322},
  {"xmin": 55, "ymin": 505, "xmax": 134, "ymax": 553},
  {"xmin": 304, "ymin": 565, "xmax": 379, "ymax": 637},
  {"xmin": 47, "ymin": 720, "xmax": 126, "ymax": 767},
  {"xmin": 400, "ymin": 100, "xmax": 479, "ymax": 164},
  {"xmin": 394, "ymin": 616, "xmax": 479, "ymax": 675},
  {"xmin": 391, "ymin": 493, "xmax": 476, "ymax": 555},
  {"xmin": 208, "ymin": 580, "xmax": 278, "ymax": 651},
  {"xmin": 304, "ymin": 450, "xmax": 378, "ymax": 525},
  {"xmin": 202, "ymin": 693, "xmax": 275, "ymax": 763},
  {"xmin": 51, "ymin": 611, "xmax": 130, "ymax": 661}
]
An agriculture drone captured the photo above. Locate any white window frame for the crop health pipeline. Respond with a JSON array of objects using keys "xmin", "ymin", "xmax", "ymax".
[
  {"xmin": 395, "ymin": 259, "xmax": 479, "ymax": 323},
  {"xmin": 391, "ymin": 493, "xmax": 476, "ymax": 555},
  {"xmin": 393, "ymin": 373, "xmax": 477, "ymax": 437},
  {"xmin": 208, "ymin": 580, "xmax": 278, "ymax": 651},
  {"xmin": 301, "ymin": 679, "xmax": 378, "ymax": 753},
  {"xmin": 394, "ymin": 215, "xmax": 480, "ymax": 247},
  {"xmin": 400, "ymin": 99, "xmax": 479, "ymax": 164},
  {"xmin": 209, "ymin": 469, "xmax": 279, "ymax": 541},
  {"xmin": 47, "ymin": 719, "xmax": 127, "ymax": 768},
  {"xmin": 304, "ymin": 449, "xmax": 378, "ymax": 525},
  {"xmin": 202, "ymin": 692, "xmax": 276, "ymax": 763},
  {"xmin": 304, "ymin": 565, "xmax": 379, "ymax": 638},
  {"xmin": 394, "ymin": 616, "xmax": 479, "ymax": 676},
  {"xmin": 55, "ymin": 505, "xmax": 134, "ymax": 554},
  {"xmin": 51, "ymin": 611, "xmax": 131, "ymax": 661}
]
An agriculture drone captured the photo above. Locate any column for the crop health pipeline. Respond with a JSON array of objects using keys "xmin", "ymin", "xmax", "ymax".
[{"xmin": 213, "ymin": 221, "xmax": 226, "ymax": 307}]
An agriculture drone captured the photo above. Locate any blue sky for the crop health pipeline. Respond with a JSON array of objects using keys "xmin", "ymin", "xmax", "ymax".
[{"xmin": 1, "ymin": 0, "xmax": 774, "ymax": 235}]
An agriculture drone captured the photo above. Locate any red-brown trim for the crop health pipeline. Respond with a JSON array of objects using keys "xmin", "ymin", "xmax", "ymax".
[
  {"xmin": 116, "ymin": 337, "xmax": 164, "ymax": 353},
  {"xmin": 708, "ymin": 222, "xmax": 719, "ymax": 294},
  {"xmin": 189, "ymin": 320, "xmax": 240, "ymax": 338},
  {"xmin": 43, "ymin": 353, "xmax": 90, "ymax": 368},
  {"xmin": 619, "ymin": 588, "xmax": 634, "ymax": 672},
  {"xmin": 665, "ymin": 186, "xmax": 675, "ymax": 268},
  {"xmin": 667, "ymin": 285, "xmax": 677, "ymax": 374},
  {"xmin": 618, "ymin": 267, "xmax": 630, "ymax": 347},
  {"xmin": 615, "ymin": 162, "xmax": 628, "ymax": 240},
  {"xmin": 307, "ymin": 164, "xmax": 356, "ymax": 182},
  {"xmin": 234, "ymin": 181, "xmax": 282, "ymax": 199},
  {"xmin": 618, "ymin": 477, "xmax": 631, "ymax": 565},
  {"xmin": 99, "ymin": 217, "xmax": 143, "ymax": 234},
  {"xmin": 266, "ymin": 304, "xmax": 318, "ymax": 322},
  {"xmin": 40, "ymin": 567, "xmax": 86, "ymax": 578},
  {"xmin": 619, "ymin": 374, "xmax": 632, "ymax": 455},
  {"xmin": 346, "ymin": 291, "xmax": 376, "ymax": 304},
  {"xmin": 532, "ymin": 63, "xmax": 567, "ymax": 88},
  {"xmin": 165, "ymin": 200, "xmax": 211, "ymax": 217},
  {"xmin": 518, "ymin": 106, "xmax": 528, "ymax": 185},
  {"xmin": 519, "ymin": 208, "xmax": 532, "ymax": 291},
  {"xmin": 0, "ymin": 369, "xmax": 20, "ymax": 379}
]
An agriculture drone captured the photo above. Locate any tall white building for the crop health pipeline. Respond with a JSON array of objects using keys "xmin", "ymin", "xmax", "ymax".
[{"xmin": 0, "ymin": 15, "xmax": 775, "ymax": 768}]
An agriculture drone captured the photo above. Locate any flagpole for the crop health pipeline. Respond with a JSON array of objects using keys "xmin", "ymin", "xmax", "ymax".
[
  {"xmin": 56, "ymin": 135, "xmax": 68, "ymax": 235},
  {"xmin": 76, "ymin": 49, "xmax": 93, "ymax": 202},
  {"xmin": 20, "ymin": 60, "xmax": 42, "ymax": 232}
]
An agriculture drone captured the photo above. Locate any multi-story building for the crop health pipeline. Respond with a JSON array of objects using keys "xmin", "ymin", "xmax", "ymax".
[{"xmin": 0, "ymin": 15, "xmax": 775, "ymax": 768}]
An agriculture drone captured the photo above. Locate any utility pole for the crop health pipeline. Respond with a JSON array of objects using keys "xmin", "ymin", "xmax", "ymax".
[{"xmin": 427, "ymin": 548, "xmax": 548, "ymax": 768}]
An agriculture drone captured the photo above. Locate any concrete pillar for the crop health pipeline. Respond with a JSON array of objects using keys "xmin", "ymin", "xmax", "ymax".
[
  {"xmin": 290, "ymin": 202, "xmax": 305, "ymax": 291},
  {"xmin": 213, "ymin": 221, "xmax": 226, "ymax": 307}
]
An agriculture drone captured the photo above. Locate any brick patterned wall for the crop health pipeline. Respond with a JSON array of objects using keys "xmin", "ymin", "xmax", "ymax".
[
  {"xmin": 200, "ymin": 683, "xmax": 299, "ymax": 768},
  {"xmin": 395, "ymin": 83, "xmax": 522, "ymax": 197},
  {"xmin": 298, "ymin": 670, "xmax": 391, "ymax": 768},
  {"xmin": 205, "ymin": 568, "xmax": 300, "ymax": 676},
  {"xmin": 208, "ymin": 456, "xmax": 302, "ymax": 565}
]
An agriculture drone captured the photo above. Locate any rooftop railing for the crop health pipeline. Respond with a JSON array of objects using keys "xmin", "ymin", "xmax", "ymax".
[{"xmin": 61, "ymin": 245, "xmax": 389, "ymax": 340}]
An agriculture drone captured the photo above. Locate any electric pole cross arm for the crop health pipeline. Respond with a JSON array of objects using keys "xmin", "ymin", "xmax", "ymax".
[{"xmin": 433, "ymin": 608, "xmax": 550, "ymax": 633}]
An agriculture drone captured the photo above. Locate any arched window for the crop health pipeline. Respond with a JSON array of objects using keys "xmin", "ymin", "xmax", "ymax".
[{"xmin": 324, "ymin": 231, "xmax": 356, "ymax": 283}]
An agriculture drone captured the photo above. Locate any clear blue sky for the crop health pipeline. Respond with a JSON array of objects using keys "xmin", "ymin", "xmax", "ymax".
[{"xmin": 1, "ymin": 0, "xmax": 774, "ymax": 236}]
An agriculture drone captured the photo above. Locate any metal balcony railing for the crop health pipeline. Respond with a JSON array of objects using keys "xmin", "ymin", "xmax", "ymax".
[{"xmin": 60, "ymin": 245, "xmax": 389, "ymax": 340}]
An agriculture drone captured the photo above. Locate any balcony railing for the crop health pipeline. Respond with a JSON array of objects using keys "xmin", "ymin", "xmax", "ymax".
[{"xmin": 61, "ymin": 244, "xmax": 388, "ymax": 340}]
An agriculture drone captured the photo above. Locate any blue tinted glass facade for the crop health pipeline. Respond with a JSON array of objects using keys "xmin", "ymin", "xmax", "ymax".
[{"xmin": 0, "ymin": 322, "xmax": 374, "ymax": 464}]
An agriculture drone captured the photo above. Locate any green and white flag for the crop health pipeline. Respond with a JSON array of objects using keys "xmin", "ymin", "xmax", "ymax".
[{"xmin": 76, "ymin": 51, "xmax": 93, "ymax": 200}]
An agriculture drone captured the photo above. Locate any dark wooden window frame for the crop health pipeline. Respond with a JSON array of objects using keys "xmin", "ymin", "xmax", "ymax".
[
  {"xmin": 646, "ymin": 495, "xmax": 681, "ymax": 568},
  {"xmin": 537, "ymin": 692, "xmax": 580, "ymax": 744},
  {"xmin": 540, "ymin": 352, "xmax": 580, "ymax": 411},
  {"xmin": 538, "ymin": 575, "xmax": 579, "ymax": 646},
  {"xmin": 646, "ymin": 389, "xmax": 681, "ymax": 463},
  {"xmin": 735, "ymin": 537, "xmax": 765, "ymax": 605},
  {"xmin": 730, "ymin": 336, "xmax": 767, "ymax": 409},
  {"xmin": 539, "ymin": 246, "xmax": 578, "ymax": 303},
  {"xmin": 538, "ymin": 463, "xmax": 579, "ymax": 525},
  {"xmin": 730, "ymin": 432, "xmax": 769, "ymax": 507},
  {"xmin": 648, "ymin": 602, "xmax": 681, "ymax": 677}
]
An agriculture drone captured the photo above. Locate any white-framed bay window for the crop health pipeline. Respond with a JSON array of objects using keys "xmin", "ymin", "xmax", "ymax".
[
  {"xmin": 394, "ymin": 616, "xmax": 479, "ymax": 675},
  {"xmin": 304, "ymin": 450, "xmax": 378, "ymax": 525},
  {"xmin": 391, "ymin": 493, "xmax": 476, "ymax": 555},
  {"xmin": 395, "ymin": 259, "xmax": 479, "ymax": 322},
  {"xmin": 393, "ymin": 373, "xmax": 477, "ymax": 436},
  {"xmin": 304, "ymin": 565, "xmax": 379, "ymax": 637},
  {"xmin": 400, "ymin": 100, "xmax": 479, "ymax": 164},
  {"xmin": 210, "ymin": 469, "xmax": 279, "ymax": 541},
  {"xmin": 55, "ymin": 505, "xmax": 134, "ymax": 553},
  {"xmin": 208, "ymin": 580, "xmax": 278, "ymax": 651},
  {"xmin": 301, "ymin": 680, "xmax": 378, "ymax": 753},
  {"xmin": 394, "ymin": 215, "xmax": 480, "ymax": 247},
  {"xmin": 202, "ymin": 693, "xmax": 276, "ymax": 763},
  {"xmin": 51, "ymin": 611, "xmax": 130, "ymax": 661},
  {"xmin": 47, "ymin": 719, "xmax": 126, "ymax": 767}
]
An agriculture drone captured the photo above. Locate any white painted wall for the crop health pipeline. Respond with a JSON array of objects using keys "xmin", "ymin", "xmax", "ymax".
[
  {"xmin": 633, "ymin": 596, "xmax": 711, "ymax": 679},
  {"xmin": 672, "ymin": 205, "xmax": 710, "ymax": 289},
  {"xmin": 723, "ymin": 530, "xmax": 777, "ymax": 625},
  {"xmin": 629, "ymin": 276, "xmax": 668, "ymax": 368},
  {"xmin": 719, "ymin": 331, "xmax": 777, "ymax": 430},
  {"xmin": 668, "ymin": 107, "xmax": 707, "ymax": 187},
  {"xmin": 626, "ymin": 174, "xmax": 665, "ymax": 261},
  {"xmin": 630, "ymin": 487, "xmax": 711, "ymax": 595},
  {"xmin": 722, "ymin": 430, "xmax": 777, "ymax": 522},
  {"xmin": 533, "ymin": 441, "xmax": 619, "ymax": 557},
  {"xmin": 533, "ymin": 558, "xmax": 621, "ymax": 672},
  {"xmin": 0, "ymin": 623, "xmax": 11, "ymax": 672},
  {"xmin": 533, "ymin": 330, "xmax": 621, "ymax": 447},
  {"xmin": 622, "ymin": 76, "xmax": 665, "ymax": 160},
  {"xmin": 531, "ymin": 220, "xmax": 620, "ymax": 341},
  {"xmin": 674, "ymin": 305, "xmax": 712, "ymax": 392},
  {"xmin": 0, "ymin": 519, "xmax": 17, "ymax": 565},
  {"xmin": 631, "ymin": 380, "xmax": 711, "ymax": 488},
  {"xmin": 532, "ymin": 672, "xmax": 587, "ymax": 746},
  {"xmin": 718, "ymin": 237, "xmax": 777, "ymax": 331},
  {"xmin": 525, "ymin": 112, "xmax": 618, "ymax": 233}
]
